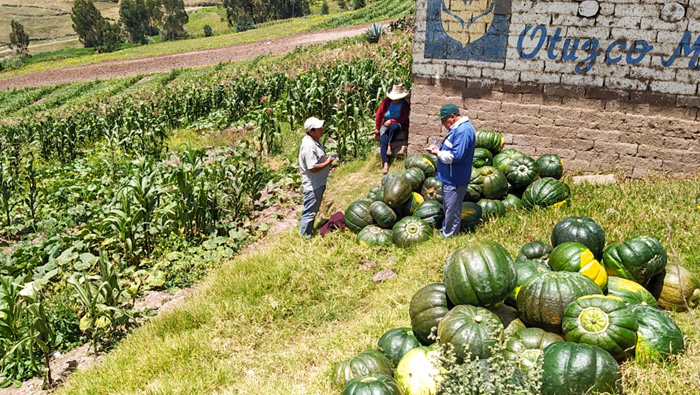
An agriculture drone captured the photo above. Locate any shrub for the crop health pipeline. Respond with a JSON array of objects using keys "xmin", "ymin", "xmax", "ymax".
[
  {"xmin": 365, "ymin": 23, "xmax": 383, "ymax": 43},
  {"xmin": 235, "ymin": 14, "xmax": 256, "ymax": 32},
  {"xmin": 203, "ymin": 24, "xmax": 213, "ymax": 37},
  {"xmin": 353, "ymin": 0, "xmax": 366, "ymax": 9},
  {"xmin": 321, "ymin": 1, "xmax": 330, "ymax": 15}
]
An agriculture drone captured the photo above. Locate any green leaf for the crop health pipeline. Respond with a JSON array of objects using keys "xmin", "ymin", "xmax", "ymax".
[
  {"xmin": 146, "ymin": 271, "xmax": 166, "ymax": 288},
  {"xmin": 75, "ymin": 253, "xmax": 98, "ymax": 271},
  {"xmin": 56, "ymin": 247, "xmax": 78, "ymax": 266}
]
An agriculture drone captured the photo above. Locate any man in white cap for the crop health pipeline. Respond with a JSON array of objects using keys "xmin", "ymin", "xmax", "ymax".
[{"xmin": 299, "ymin": 116, "xmax": 336, "ymax": 238}]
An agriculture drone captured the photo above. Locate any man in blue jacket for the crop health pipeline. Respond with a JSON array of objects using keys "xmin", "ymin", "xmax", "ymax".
[{"xmin": 429, "ymin": 104, "xmax": 476, "ymax": 238}]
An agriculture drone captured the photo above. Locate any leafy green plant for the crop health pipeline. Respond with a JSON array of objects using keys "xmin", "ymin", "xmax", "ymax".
[
  {"xmin": 0, "ymin": 162, "xmax": 17, "ymax": 228},
  {"xmin": 365, "ymin": 23, "xmax": 384, "ymax": 43},
  {"xmin": 0, "ymin": 278, "xmax": 60, "ymax": 389},
  {"xmin": 68, "ymin": 253, "xmax": 134, "ymax": 356}
]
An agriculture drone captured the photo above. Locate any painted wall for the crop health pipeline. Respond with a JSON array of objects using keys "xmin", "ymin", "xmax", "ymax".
[{"xmin": 409, "ymin": 0, "xmax": 700, "ymax": 176}]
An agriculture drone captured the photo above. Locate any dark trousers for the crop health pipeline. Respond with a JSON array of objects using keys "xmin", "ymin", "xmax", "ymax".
[{"xmin": 380, "ymin": 122, "xmax": 402, "ymax": 163}]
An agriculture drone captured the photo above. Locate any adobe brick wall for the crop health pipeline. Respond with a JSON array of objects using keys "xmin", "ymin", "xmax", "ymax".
[{"xmin": 409, "ymin": 0, "xmax": 700, "ymax": 176}]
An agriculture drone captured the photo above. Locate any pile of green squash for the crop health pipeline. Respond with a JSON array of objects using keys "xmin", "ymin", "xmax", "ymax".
[
  {"xmin": 345, "ymin": 130, "xmax": 572, "ymax": 248},
  {"xmin": 332, "ymin": 216, "xmax": 699, "ymax": 395}
]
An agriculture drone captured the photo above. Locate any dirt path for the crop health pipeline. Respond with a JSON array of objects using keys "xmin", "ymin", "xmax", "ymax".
[{"xmin": 0, "ymin": 23, "xmax": 379, "ymax": 90}]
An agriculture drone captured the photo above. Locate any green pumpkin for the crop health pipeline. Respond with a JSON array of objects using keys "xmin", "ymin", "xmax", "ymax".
[
  {"xmin": 367, "ymin": 185, "xmax": 383, "ymax": 201},
  {"xmin": 549, "ymin": 242, "xmax": 608, "ymax": 289},
  {"xmin": 492, "ymin": 149, "xmax": 525, "ymax": 172},
  {"xmin": 517, "ymin": 271, "xmax": 603, "ymax": 333},
  {"xmin": 506, "ymin": 259, "xmax": 551, "ymax": 306},
  {"xmin": 627, "ymin": 304, "xmax": 684, "ymax": 360},
  {"xmin": 377, "ymin": 328, "xmax": 421, "ymax": 367},
  {"xmin": 464, "ymin": 166, "xmax": 484, "ymax": 201},
  {"xmin": 345, "ymin": 199, "xmax": 374, "ymax": 233},
  {"xmin": 521, "ymin": 177, "xmax": 570, "ymax": 210},
  {"xmin": 505, "ymin": 155, "xmax": 539, "ymax": 189},
  {"xmin": 369, "ymin": 201, "xmax": 397, "ymax": 229},
  {"xmin": 504, "ymin": 318, "xmax": 527, "ymax": 338},
  {"xmin": 402, "ymin": 167, "xmax": 425, "ymax": 192},
  {"xmin": 396, "ymin": 192, "xmax": 424, "ymax": 218},
  {"xmin": 472, "ymin": 147, "xmax": 493, "ymax": 167},
  {"xmin": 404, "ymin": 154, "xmax": 436, "ymax": 178},
  {"xmin": 342, "ymin": 372, "xmax": 403, "ymax": 395},
  {"xmin": 443, "ymin": 241, "xmax": 517, "ymax": 307},
  {"xmin": 392, "ymin": 216, "xmax": 431, "ymax": 248},
  {"xmin": 648, "ymin": 264, "xmax": 700, "ymax": 311},
  {"xmin": 382, "ymin": 172, "xmax": 400, "ymax": 186},
  {"xmin": 420, "ymin": 177, "xmax": 443, "ymax": 203},
  {"xmin": 437, "ymin": 305, "xmax": 504, "ymax": 362},
  {"xmin": 502, "ymin": 194, "xmax": 523, "ymax": 211},
  {"xmin": 357, "ymin": 225, "xmax": 393, "ymax": 246},
  {"xmin": 562, "ymin": 294, "xmax": 638, "ymax": 361},
  {"xmin": 476, "ymin": 198, "xmax": 506, "ymax": 219},
  {"xmin": 478, "ymin": 166, "xmax": 508, "ymax": 199},
  {"xmin": 395, "ymin": 346, "xmax": 440, "ymax": 395},
  {"xmin": 383, "ymin": 176, "xmax": 413, "ymax": 209},
  {"xmin": 503, "ymin": 328, "xmax": 563, "ymax": 372},
  {"xmin": 607, "ymin": 276, "xmax": 658, "ymax": 307},
  {"xmin": 541, "ymin": 342, "xmax": 621, "ymax": 395},
  {"xmin": 332, "ymin": 350, "xmax": 394, "ymax": 389},
  {"xmin": 603, "ymin": 235, "xmax": 667, "ymax": 286},
  {"xmin": 551, "ymin": 216, "xmax": 606, "ymax": 259},
  {"xmin": 537, "ymin": 154, "xmax": 564, "ymax": 179},
  {"xmin": 413, "ymin": 200, "xmax": 444, "ymax": 229},
  {"xmin": 475, "ymin": 130, "xmax": 505, "ymax": 154},
  {"xmin": 516, "ymin": 241, "xmax": 553, "ymax": 262},
  {"xmin": 409, "ymin": 283, "xmax": 452, "ymax": 345},
  {"xmin": 460, "ymin": 201, "xmax": 482, "ymax": 232}
]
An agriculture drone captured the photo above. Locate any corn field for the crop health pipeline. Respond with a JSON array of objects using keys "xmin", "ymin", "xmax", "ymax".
[{"xmin": 0, "ymin": 31, "xmax": 413, "ymax": 386}]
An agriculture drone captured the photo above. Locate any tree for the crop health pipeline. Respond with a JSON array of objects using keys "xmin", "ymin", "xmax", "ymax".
[
  {"xmin": 71, "ymin": 0, "xmax": 105, "ymax": 48},
  {"xmin": 161, "ymin": 0, "xmax": 188, "ymax": 41},
  {"xmin": 353, "ymin": 0, "xmax": 365, "ymax": 9},
  {"xmin": 320, "ymin": 1, "xmax": 329, "ymax": 15},
  {"xmin": 145, "ymin": 0, "xmax": 163, "ymax": 36},
  {"xmin": 9, "ymin": 20, "xmax": 29, "ymax": 57},
  {"xmin": 338, "ymin": 0, "xmax": 346, "ymax": 10},
  {"xmin": 98, "ymin": 21, "xmax": 123, "ymax": 53},
  {"xmin": 119, "ymin": 0, "xmax": 151, "ymax": 44}
]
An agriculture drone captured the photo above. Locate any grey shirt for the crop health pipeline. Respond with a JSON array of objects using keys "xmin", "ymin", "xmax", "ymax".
[{"xmin": 299, "ymin": 135, "xmax": 330, "ymax": 192}]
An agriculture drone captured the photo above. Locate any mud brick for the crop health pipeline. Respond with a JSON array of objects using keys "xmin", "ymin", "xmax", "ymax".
[
  {"xmin": 586, "ymin": 87, "xmax": 631, "ymax": 101},
  {"xmin": 630, "ymin": 91, "xmax": 677, "ymax": 107},
  {"xmin": 543, "ymin": 85, "xmax": 587, "ymax": 98},
  {"xmin": 502, "ymin": 82, "xmax": 543, "ymax": 94}
]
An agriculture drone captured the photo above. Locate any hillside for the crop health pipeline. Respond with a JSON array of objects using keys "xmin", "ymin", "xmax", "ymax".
[{"xmin": 0, "ymin": 0, "xmax": 218, "ymax": 55}]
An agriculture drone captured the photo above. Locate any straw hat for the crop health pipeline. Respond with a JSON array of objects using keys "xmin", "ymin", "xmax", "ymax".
[{"xmin": 386, "ymin": 83, "xmax": 409, "ymax": 100}]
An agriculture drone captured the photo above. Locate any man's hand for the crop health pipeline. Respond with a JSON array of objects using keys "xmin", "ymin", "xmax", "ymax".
[
  {"xmin": 383, "ymin": 120, "xmax": 392, "ymax": 127},
  {"xmin": 429, "ymin": 146, "xmax": 439, "ymax": 155},
  {"xmin": 373, "ymin": 128, "xmax": 379, "ymax": 135}
]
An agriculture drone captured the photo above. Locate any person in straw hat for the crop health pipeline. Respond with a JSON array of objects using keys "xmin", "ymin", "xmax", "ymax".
[{"xmin": 374, "ymin": 83, "xmax": 411, "ymax": 174}]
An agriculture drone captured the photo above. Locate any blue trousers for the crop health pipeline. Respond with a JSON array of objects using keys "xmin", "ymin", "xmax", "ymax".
[
  {"xmin": 441, "ymin": 184, "xmax": 467, "ymax": 238},
  {"xmin": 300, "ymin": 185, "xmax": 326, "ymax": 238},
  {"xmin": 380, "ymin": 123, "xmax": 402, "ymax": 163}
]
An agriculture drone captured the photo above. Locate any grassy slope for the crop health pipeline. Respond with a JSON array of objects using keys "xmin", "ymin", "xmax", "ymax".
[
  {"xmin": 0, "ymin": 0, "xmax": 411, "ymax": 80},
  {"xmin": 57, "ymin": 154, "xmax": 700, "ymax": 394}
]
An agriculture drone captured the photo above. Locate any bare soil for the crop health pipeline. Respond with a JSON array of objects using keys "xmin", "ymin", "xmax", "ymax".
[{"xmin": 0, "ymin": 24, "xmax": 375, "ymax": 90}]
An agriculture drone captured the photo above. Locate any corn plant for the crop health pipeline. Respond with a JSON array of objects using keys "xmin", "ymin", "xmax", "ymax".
[
  {"xmin": 0, "ymin": 162, "xmax": 17, "ymax": 227},
  {"xmin": 22, "ymin": 153, "xmax": 40, "ymax": 233},
  {"xmin": 68, "ymin": 253, "xmax": 132, "ymax": 356},
  {"xmin": 254, "ymin": 108, "xmax": 282, "ymax": 155},
  {"xmin": 0, "ymin": 278, "xmax": 59, "ymax": 389}
]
